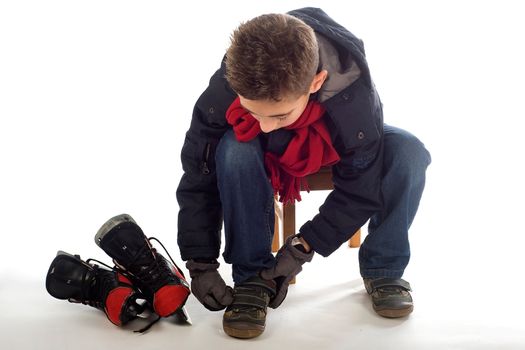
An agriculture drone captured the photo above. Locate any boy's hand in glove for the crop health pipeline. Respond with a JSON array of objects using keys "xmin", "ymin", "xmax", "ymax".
[
  {"xmin": 260, "ymin": 234, "xmax": 314, "ymax": 308},
  {"xmin": 186, "ymin": 259, "xmax": 234, "ymax": 311}
]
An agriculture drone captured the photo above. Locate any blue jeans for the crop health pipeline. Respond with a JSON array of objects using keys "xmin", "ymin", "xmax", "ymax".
[{"xmin": 215, "ymin": 125, "xmax": 431, "ymax": 284}]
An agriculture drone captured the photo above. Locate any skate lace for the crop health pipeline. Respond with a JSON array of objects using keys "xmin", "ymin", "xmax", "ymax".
[
  {"xmin": 124, "ymin": 238, "xmax": 185, "ymax": 334},
  {"xmin": 127, "ymin": 237, "xmax": 186, "ymax": 291},
  {"xmin": 84, "ymin": 259, "xmax": 161, "ymax": 334},
  {"xmin": 86, "ymin": 259, "xmax": 164, "ymax": 333},
  {"xmin": 75, "ymin": 258, "xmax": 115, "ymax": 308}
]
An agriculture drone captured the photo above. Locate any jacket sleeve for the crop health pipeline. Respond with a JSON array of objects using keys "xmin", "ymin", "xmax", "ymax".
[
  {"xmin": 176, "ymin": 60, "xmax": 236, "ymax": 261},
  {"xmin": 299, "ymin": 79, "xmax": 384, "ymax": 257}
]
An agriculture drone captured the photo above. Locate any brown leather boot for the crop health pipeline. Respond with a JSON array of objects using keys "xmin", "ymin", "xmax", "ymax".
[
  {"xmin": 364, "ymin": 278, "xmax": 413, "ymax": 318},
  {"xmin": 223, "ymin": 276, "xmax": 276, "ymax": 339}
]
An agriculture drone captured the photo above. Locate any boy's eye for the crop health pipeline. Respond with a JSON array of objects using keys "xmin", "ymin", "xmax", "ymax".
[{"xmin": 277, "ymin": 115, "xmax": 287, "ymax": 121}]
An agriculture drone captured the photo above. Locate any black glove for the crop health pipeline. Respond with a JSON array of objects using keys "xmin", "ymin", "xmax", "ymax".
[
  {"xmin": 260, "ymin": 234, "xmax": 314, "ymax": 308},
  {"xmin": 186, "ymin": 259, "xmax": 234, "ymax": 311}
]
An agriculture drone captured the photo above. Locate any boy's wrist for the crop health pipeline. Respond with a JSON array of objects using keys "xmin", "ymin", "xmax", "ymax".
[{"xmin": 291, "ymin": 235, "xmax": 311, "ymax": 253}]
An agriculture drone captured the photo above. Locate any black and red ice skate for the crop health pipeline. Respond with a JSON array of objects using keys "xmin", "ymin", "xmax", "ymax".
[
  {"xmin": 94, "ymin": 214, "xmax": 190, "ymax": 319},
  {"xmin": 46, "ymin": 251, "xmax": 144, "ymax": 326}
]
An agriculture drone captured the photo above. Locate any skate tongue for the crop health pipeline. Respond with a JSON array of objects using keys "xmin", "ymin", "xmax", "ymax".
[
  {"xmin": 103, "ymin": 223, "xmax": 155, "ymax": 268},
  {"xmin": 132, "ymin": 246, "xmax": 157, "ymax": 273},
  {"xmin": 46, "ymin": 252, "xmax": 98, "ymax": 302}
]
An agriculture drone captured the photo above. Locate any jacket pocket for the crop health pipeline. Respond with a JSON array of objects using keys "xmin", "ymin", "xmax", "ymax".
[
  {"xmin": 201, "ymin": 142, "xmax": 211, "ymax": 175},
  {"xmin": 324, "ymin": 78, "xmax": 382, "ymax": 152},
  {"xmin": 180, "ymin": 132, "xmax": 200, "ymax": 175}
]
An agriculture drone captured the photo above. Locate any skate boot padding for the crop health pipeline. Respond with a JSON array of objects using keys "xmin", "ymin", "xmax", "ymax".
[
  {"xmin": 95, "ymin": 214, "xmax": 190, "ymax": 317},
  {"xmin": 46, "ymin": 251, "xmax": 144, "ymax": 326}
]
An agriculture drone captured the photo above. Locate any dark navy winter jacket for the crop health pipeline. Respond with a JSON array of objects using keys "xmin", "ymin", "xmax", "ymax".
[{"xmin": 176, "ymin": 7, "xmax": 384, "ymax": 260}]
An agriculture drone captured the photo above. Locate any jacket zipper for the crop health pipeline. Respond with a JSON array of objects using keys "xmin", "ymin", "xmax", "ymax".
[{"xmin": 202, "ymin": 143, "xmax": 211, "ymax": 175}]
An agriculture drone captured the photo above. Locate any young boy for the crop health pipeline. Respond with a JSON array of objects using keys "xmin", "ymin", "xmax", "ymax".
[{"xmin": 176, "ymin": 7, "xmax": 431, "ymax": 339}]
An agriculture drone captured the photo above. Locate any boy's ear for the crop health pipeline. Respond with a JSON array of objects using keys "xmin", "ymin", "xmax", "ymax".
[{"xmin": 309, "ymin": 70, "xmax": 328, "ymax": 94}]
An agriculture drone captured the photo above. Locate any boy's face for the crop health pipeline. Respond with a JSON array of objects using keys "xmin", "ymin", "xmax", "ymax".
[
  {"xmin": 238, "ymin": 70, "xmax": 328, "ymax": 133},
  {"xmin": 239, "ymin": 94, "xmax": 310, "ymax": 133}
]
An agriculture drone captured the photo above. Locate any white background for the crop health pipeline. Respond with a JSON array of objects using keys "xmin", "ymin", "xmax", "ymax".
[{"xmin": 1, "ymin": 1, "xmax": 524, "ymax": 349}]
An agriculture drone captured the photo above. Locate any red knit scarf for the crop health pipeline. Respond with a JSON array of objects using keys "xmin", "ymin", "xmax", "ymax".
[{"xmin": 226, "ymin": 97, "xmax": 340, "ymax": 204}]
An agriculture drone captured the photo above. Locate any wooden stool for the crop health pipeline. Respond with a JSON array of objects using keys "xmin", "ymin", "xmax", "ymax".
[{"xmin": 272, "ymin": 167, "xmax": 361, "ymax": 282}]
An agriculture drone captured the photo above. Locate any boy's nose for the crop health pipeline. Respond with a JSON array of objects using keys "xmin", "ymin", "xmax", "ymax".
[{"xmin": 259, "ymin": 118, "xmax": 278, "ymax": 133}]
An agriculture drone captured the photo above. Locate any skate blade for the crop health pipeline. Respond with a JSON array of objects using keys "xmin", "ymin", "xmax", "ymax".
[
  {"xmin": 134, "ymin": 302, "xmax": 191, "ymax": 324},
  {"xmin": 173, "ymin": 306, "xmax": 192, "ymax": 325}
]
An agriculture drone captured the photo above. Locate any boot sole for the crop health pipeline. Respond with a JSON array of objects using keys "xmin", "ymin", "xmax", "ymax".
[
  {"xmin": 223, "ymin": 323, "xmax": 265, "ymax": 339},
  {"xmin": 374, "ymin": 305, "xmax": 413, "ymax": 318},
  {"xmin": 94, "ymin": 214, "xmax": 136, "ymax": 247}
]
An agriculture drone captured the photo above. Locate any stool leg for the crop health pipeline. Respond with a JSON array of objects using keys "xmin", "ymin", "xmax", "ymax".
[
  {"xmin": 272, "ymin": 212, "xmax": 280, "ymax": 253},
  {"xmin": 282, "ymin": 202, "xmax": 296, "ymax": 284},
  {"xmin": 282, "ymin": 202, "xmax": 295, "ymax": 243},
  {"xmin": 348, "ymin": 228, "xmax": 361, "ymax": 248}
]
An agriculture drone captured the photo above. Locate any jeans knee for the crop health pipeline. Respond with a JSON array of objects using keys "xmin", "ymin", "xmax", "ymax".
[
  {"xmin": 406, "ymin": 135, "xmax": 431, "ymax": 170},
  {"xmin": 388, "ymin": 132, "xmax": 431, "ymax": 179},
  {"xmin": 216, "ymin": 130, "xmax": 264, "ymax": 177}
]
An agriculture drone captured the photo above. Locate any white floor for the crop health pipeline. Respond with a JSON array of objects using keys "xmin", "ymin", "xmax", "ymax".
[{"xmin": 2, "ymin": 221, "xmax": 525, "ymax": 350}]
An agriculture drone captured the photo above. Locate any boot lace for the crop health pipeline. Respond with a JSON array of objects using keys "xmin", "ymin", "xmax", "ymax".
[
  {"xmin": 85, "ymin": 258, "xmax": 159, "ymax": 334},
  {"xmin": 68, "ymin": 258, "xmax": 114, "ymax": 309},
  {"xmin": 123, "ymin": 237, "xmax": 186, "ymax": 291},
  {"xmin": 112, "ymin": 237, "xmax": 185, "ymax": 333}
]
